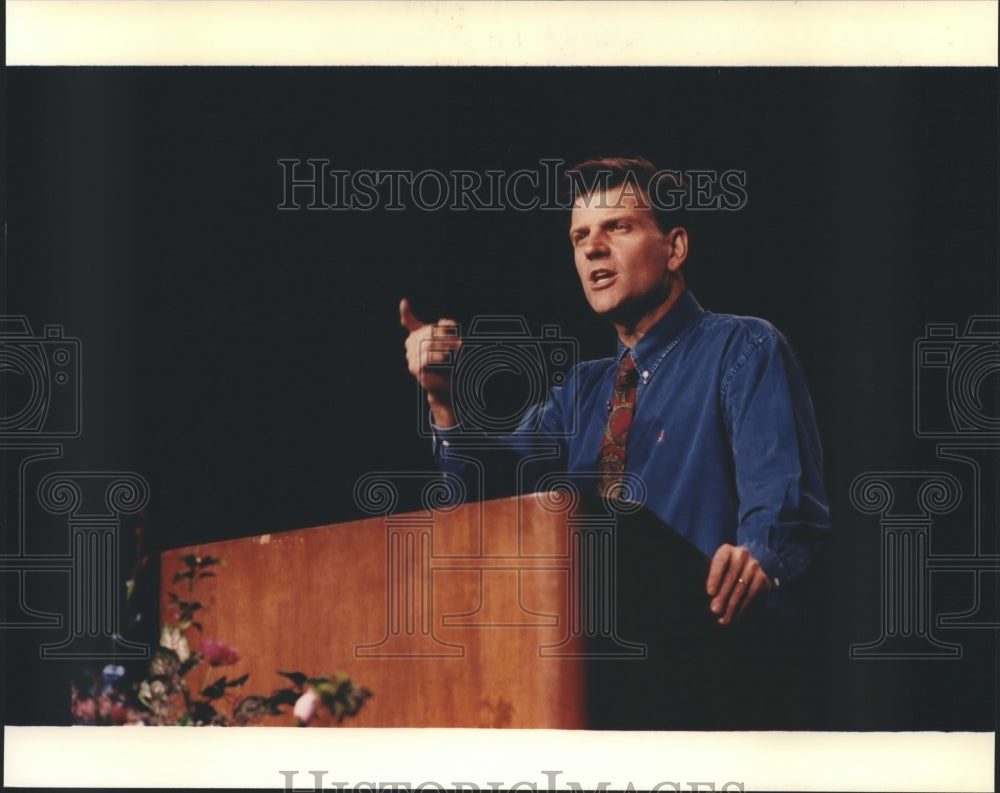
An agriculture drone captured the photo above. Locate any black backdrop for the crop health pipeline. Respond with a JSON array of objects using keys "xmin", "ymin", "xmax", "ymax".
[{"xmin": 2, "ymin": 67, "xmax": 997, "ymax": 729}]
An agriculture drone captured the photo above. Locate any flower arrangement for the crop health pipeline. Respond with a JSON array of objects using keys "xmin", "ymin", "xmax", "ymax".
[{"xmin": 71, "ymin": 549, "xmax": 370, "ymax": 726}]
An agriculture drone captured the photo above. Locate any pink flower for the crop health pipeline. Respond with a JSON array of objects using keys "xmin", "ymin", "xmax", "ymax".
[
  {"xmin": 199, "ymin": 638, "xmax": 240, "ymax": 666},
  {"xmin": 71, "ymin": 697, "xmax": 96, "ymax": 723},
  {"xmin": 293, "ymin": 689, "xmax": 318, "ymax": 726},
  {"xmin": 110, "ymin": 703, "xmax": 132, "ymax": 726}
]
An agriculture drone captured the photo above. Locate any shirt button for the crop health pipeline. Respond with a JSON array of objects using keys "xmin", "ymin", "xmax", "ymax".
[
  {"xmin": 442, "ymin": 440, "xmax": 450, "ymax": 448},
  {"xmin": 641, "ymin": 370, "xmax": 650, "ymax": 380}
]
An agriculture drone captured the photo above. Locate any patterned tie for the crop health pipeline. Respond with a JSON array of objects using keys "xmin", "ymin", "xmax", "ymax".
[{"xmin": 597, "ymin": 352, "xmax": 638, "ymax": 498}]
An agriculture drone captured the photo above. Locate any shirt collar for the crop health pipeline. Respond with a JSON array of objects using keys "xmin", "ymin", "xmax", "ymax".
[{"xmin": 616, "ymin": 290, "xmax": 705, "ymax": 377}]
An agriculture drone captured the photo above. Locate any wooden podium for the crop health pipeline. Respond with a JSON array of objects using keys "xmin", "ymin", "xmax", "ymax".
[{"xmin": 160, "ymin": 491, "xmax": 802, "ymax": 729}]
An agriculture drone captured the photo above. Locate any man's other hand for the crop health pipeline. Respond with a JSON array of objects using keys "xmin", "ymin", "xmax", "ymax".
[
  {"xmin": 399, "ymin": 298, "xmax": 460, "ymax": 428},
  {"xmin": 706, "ymin": 544, "xmax": 773, "ymax": 625}
]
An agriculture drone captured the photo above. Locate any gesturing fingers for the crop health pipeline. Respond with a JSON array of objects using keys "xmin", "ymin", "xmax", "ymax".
[
  {"xmin": 426, "ymin": 319, "xmax": 460, "ymax": 364},
  {"xmin": 399, "ymin": 297, "xmax": 424, "ymax": 332},
  {"xmin": 412, "ymin": 319, "xmax": 460, "ymax": 374},
  {"xmin": 399, "ymin": 299, "xmax": 462, "ymax": 405}
]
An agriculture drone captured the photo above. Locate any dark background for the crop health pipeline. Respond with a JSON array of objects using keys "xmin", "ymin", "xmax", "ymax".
[{"xmin": 2, "ymin": 67, "xmax": 997, "ymax": 729}]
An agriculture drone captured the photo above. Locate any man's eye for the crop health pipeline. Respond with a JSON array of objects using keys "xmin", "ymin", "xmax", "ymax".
[{"xmin": 612, "ymin": 222, "xmax": 629, "ymax": 231}]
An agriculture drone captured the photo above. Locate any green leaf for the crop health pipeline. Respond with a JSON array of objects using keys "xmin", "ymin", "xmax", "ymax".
[
  {"xmin": 277, "ymin": 670, "xmax": 308, "ymax": 689},
  {"xmin": 178, "ymin": 653, "xmax": 202, "ymax": 677},
  {"xmin": 196, "ymin": 571, "xmax": 216, "ymax": 580},
  {"xmin": 190, "ymin": 701, "xmax": 218, "ymax": 725},
  {"xmin": 227, "ymin": 673, "xmax": 249, "ymax": 688},
  {"xmin": 200, "ymin": 677, "xmax": 228, "ymax": 700},
  {"xmin": 268, "ymin": 688, "xmax": 299, "ymax": 707},
  {"xmin": 198, "ymin": 556, "xmax": 223, "ymax": 568},
  {"xmin": 177, "ymin": 601, "xmax": 203, "ymax": 629},
  {"xmin": 190, "ymin": 621, "xmax": 203, "ymax": 633}
]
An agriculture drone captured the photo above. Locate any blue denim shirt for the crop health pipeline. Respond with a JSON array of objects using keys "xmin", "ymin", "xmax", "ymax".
[{"xmin": 433, "ymin": 291, "xmax": 830, "ymax": 611}]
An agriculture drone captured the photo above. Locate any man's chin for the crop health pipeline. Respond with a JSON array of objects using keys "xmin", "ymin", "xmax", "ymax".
[
  {"xmin": 589, "ymin": 291, "xmax": 640, "ymax": 318},
  {"xmin": 585, "ymin": 293, "xmax": 624, "ymax": 318}
]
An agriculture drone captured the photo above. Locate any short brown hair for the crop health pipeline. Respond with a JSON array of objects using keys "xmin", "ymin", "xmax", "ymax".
[{"xmin": 566, "ymin": 156, "xmax": 687, "ymax": 234}]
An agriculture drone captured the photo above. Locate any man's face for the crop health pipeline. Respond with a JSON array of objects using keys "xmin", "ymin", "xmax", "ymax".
[{"xmin": 569, "ymin": 183, "xmax": 683, "ymax": 322}]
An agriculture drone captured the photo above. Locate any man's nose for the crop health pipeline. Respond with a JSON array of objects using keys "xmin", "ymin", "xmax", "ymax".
[{"xmin": 583, "ymin": 232, "xmax": 609, "ymax": 258}]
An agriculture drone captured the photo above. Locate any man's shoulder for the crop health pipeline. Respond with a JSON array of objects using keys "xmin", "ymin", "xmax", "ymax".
[
  {"xmin": 694, "ymin": 310, "xmax": 811, "ymax": 398},
  {"xmin": 694, "ymin": 309, "xmax": 784, "ymax": 355},
  {"xmin": 655, "ymin": 291, "xmax": 784, "ymax": 355},
  {"xmin": 701, "ymin": 308, "xmax": 778, "ymax": 337}
]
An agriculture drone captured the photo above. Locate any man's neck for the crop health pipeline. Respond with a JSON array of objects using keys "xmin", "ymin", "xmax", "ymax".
[{"xmin": 613, "ymin": 284, "xmax": 687, "ymax": 349}]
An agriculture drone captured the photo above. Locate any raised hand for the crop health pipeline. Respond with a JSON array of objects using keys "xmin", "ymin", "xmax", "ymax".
[{"xmin": 399, "ymin": 298, "xmax": 461, "ymax": 428}]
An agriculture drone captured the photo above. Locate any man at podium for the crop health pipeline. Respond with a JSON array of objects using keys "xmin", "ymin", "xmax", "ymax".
[{"xmin": 399, "ymin": 156, "xmax": 829, "ymax": 712}]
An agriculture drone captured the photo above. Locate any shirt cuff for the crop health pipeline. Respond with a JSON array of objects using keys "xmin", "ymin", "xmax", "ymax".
[
  {"xmin": 740, "ymin": 539, "xmax": 809, "ymax": 590},
  {"xmin": 430, "ymin": 414, "xmax": 462, "ymax": 455}
]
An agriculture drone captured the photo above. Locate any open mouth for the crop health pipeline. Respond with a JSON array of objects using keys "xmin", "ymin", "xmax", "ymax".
[{"xmin": 590, "ymin": 269, "xmax": 618, "ymax": 288}]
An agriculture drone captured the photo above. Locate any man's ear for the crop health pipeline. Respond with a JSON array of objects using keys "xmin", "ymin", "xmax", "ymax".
[{"xmin": 664, "ymin": 227, "xmax": 688, "ymax": 272}]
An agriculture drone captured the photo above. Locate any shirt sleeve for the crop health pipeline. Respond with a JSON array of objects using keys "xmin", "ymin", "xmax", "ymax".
[
  {"xmin": 722, "ymin": 327, "xmax": 830, "ymax": 589},
  {"xmin": 429, "ymin": 370, "xmax": 578, "ymax": 501}
]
